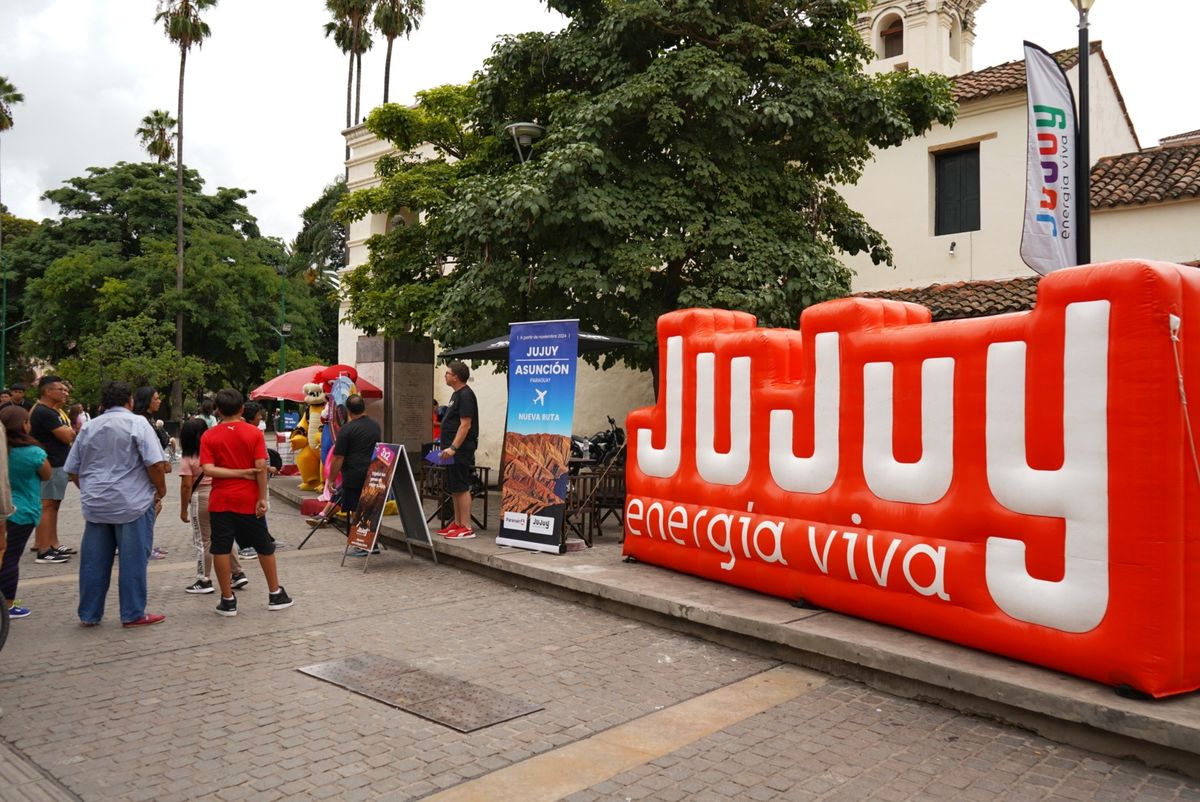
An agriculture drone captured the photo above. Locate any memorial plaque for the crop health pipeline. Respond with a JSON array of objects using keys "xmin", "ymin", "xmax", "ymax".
[{"xmin": 298, "ymin": 654, "xmax": 542, "ymax": 732}]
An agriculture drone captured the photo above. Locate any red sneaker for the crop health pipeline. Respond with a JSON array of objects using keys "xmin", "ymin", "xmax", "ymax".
[
  {"xmin": 122, "ymin": 613, "xmax": 166, "ymax": 628},
  {"xmin": 443, "ymin": 528, "xmax": 475, "ymax": 540},
  {"xmin": 436, "ymin": 522, "xmax": 465, "ymax": 536}
]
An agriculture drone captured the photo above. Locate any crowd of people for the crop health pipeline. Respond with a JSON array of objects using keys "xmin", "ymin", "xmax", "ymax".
[
  {"xmin": 0, "ymin": 360, "xmax": 481, "ymax": 629},
  {"xmin": 0, "ymin": 378, "xmax": 293, "ymax": 627}
]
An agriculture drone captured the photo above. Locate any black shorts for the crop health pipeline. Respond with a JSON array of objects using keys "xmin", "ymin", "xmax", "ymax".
[
  {"xmin": 210, "ymin": 511, "xmax": 277, "ymax": 556},
  {"xmin": 446, "ymin": 449, "xmax": 475, "ymax": 493},
  {"xmin": 340, "ymin": 484, "xmax": 362, "ymax": 516}
]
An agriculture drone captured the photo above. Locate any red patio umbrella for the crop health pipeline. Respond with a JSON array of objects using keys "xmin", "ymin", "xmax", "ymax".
[{"xmin": 249, "ymin": 365, "xmax": 383, "ymax": 402}]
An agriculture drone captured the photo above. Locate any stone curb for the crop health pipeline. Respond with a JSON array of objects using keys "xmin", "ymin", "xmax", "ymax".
[{"xmin": 271, "ymin": 481, "xmax": 1200, "ymax": 777}]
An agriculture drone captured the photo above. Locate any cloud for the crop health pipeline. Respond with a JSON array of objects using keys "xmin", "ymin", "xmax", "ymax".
[{"xmin": 2, "ymin": 0, "xmax": 1196, "ymax": 242}]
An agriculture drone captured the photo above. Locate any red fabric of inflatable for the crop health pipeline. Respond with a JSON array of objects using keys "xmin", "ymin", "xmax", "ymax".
[{"xmin": 623, "ymin": 260, "xmax": 1200, "ymax": 697}]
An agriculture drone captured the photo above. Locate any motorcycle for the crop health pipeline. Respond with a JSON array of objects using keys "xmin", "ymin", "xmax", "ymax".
[{"xmin": 569, "ymin": 415, "xmax": 626, "ymax": 474}]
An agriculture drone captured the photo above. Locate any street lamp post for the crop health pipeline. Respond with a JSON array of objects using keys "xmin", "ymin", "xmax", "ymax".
[
  {"xmin": 275, "ymin": 264, "xmax": 290, "ymax": 376},
  {"xmin": 1071, "ymin": 0, "xmax": 1096, "ymax": 265},
  {"xmin": 504, "ymin": 122, "xmax": 548, "ymax": 318}
]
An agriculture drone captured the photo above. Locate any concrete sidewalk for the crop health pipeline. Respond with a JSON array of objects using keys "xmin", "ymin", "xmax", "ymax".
[{"xmin": 273, "ymin": 481, "xmax": 1200, "ymax": 778}]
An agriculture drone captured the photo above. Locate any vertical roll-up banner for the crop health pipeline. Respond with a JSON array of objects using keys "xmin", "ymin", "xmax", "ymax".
[
  {"xmin": 498, "ymin": 319, "xmax": 580, "ymax": 553},
  {"xmin": 1021, "ymin": 42, "xmax": 1079, "ymax": 275}
]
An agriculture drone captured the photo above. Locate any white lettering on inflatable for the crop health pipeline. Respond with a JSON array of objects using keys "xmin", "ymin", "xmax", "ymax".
[
  {"xmin": 646, "ymin": 501, "xmax": 665, "ymax": 540},
  {"xmin": 808, "ymin": 526, "xmax": 837, "ymax": 574},
  {"xmin": 769, "ymin": 332, "xmax": 840, "ymax": 493},
  {"xmin": 637, "ymin": 335, "xmax": 683, "ymax": 477},
  {"xmin": 696, "ymin": 354, "xmax": 751, "ymax": 485},
  {"xmin": 902, "ymin": 544, "xmax": 950, "ymax": 600},
  {"xmin": 666, "ymin": 505, "xmax": 688, "ymax": 545},
  {"xmin": 707, "ymin": 513, "xmax": 736, "ymax": 570},
  {"xmin": 842, "ymin": 531, "xmax": 860, "ymax": 580},
  {"xmin": 984, "ymin": 300, "xmax": 1110, "ymax": 633},
  {"xmin": 625, "ymin": 497, "xmax": 644, "ymax": 538},
  {"xmin": 863, "ymin": 357, "xmax": 955, "ymax": 504},
  {"xmin": 752, "ymin": 520, "xmax": 787, "ymax": 565},
  {"xmin": 866, "ymin": 534, "xmax": 901, "ymax": 586}
]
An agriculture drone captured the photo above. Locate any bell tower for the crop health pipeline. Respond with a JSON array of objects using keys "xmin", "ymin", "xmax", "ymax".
[{"xmin": 855, "ymin": 0, "xmax": 987, "ymax": 76}]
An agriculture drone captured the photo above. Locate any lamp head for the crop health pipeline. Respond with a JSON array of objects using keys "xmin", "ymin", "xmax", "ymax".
[
  {"xmin": 1070, "ymin": 0, "xmax": 1097, "ymax": 11},
  {"xmin": 505, "ymin": 122, "xmax": 546, "ymax": 147}
]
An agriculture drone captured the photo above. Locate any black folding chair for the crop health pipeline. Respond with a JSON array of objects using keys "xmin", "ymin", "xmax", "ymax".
[{"xmin": 297, "ymin": 486, "xmax": 348, "ymax": 550}]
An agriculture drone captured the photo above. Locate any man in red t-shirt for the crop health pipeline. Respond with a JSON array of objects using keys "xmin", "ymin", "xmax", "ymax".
[{"xmin": 200, "ymin": 388, "xmax": 293, "ymax": 617}]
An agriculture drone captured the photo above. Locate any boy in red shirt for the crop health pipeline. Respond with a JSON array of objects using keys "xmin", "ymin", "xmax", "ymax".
[{"xmin": 200, "ymin": 388, "xmax": 293, "ymax": 616}]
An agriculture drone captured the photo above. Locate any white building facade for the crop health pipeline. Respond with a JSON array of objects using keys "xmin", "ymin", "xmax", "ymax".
[{"xmin": 843, "ymin": 0, "xmax": 1198, "ymax": 292}]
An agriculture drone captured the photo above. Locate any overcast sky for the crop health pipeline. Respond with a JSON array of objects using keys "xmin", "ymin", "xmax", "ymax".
[{"xmin": 2, "ymin": 0, "xmax": 1195, "ymax": 242}]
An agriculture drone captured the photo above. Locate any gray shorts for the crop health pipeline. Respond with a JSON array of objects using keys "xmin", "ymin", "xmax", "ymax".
[{"xmin": 41, "ymin": 467, "xmax": 68, "ymax": 501}]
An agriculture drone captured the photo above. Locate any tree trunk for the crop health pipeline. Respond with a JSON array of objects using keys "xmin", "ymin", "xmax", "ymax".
[
  {"xmin": 383, "ymin": 36, "xmax": 394, "ymax": 103},
  {"xmin": 345, "ymin": 51, "xmax": 354, "ymax": 130},
  {"xmin": 355, "ymin": 49, "xmax": 364, "ymax": 124},
  {"xmin": 172, "ymin": 45, "xmax": 187, "ymax": 420}
]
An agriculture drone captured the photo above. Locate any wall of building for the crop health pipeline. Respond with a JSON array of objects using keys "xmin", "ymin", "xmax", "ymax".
[
  {"xmin": 862, "ymin": 2, "xmax": 978, "ymax": 77},
  {"xmin": 840, "ymin": 50, "xmax": 1140, "ymax": 292},
  {"xmin": 340, "ymin": 123, "xmax": 394, "ymax": 365},
  {"xmin": 1093, "ymin": 201, "xmax": 1200, "ymax": 266}
]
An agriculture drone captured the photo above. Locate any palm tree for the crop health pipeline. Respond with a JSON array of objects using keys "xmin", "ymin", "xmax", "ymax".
[
  {"xmin": 0, "ymin": 76, "xmax": 23, "ymax": 132},
  {"xmin": 136, "ymin": 109, "xmax": 177, "ymax": 163},
  {"xmin": 325, "ymin": 0, "xmax": 375, "ymax": 127},
  {"xmin": 374, "ymin": 0, "xmax": 424, "ymax": 104},
  {"xmin": 324, "ymin": 17, "xmax": 356, "ymax": 132},
  {"xmin": 154, "ymin": 0, "xmax": 215, "ymax": 418},
  {"xmin": 0, "ymin": 76, "xmax": 24, "ymax": 388}
]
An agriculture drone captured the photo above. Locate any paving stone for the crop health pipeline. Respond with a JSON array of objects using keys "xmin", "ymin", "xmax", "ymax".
[{"xmin": 1, "ymin": 490, "xmax": 1197, "ymax": 801}]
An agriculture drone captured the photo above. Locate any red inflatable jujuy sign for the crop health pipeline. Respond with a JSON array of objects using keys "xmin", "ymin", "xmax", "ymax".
[{"xmin": 623, "ymin": 260, "xmax": 1200, "ymax": 697}]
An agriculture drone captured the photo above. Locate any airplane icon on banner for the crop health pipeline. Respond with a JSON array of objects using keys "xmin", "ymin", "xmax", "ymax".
[{"xmin": 533, "ymin": 389, "xmax": 547, "ymax": 406}]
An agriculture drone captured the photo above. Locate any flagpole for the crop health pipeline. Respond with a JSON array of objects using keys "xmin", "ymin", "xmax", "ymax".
[{"xmin": 1073, "ymin": 0, "xmax": 1094, "ymax": 265}]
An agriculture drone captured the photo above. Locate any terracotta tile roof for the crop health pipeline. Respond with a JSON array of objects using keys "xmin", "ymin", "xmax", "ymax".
[
  {"xmin": 853, "ymin": 276, "xmax": 1040, "ymax": 321},
  {"xmin": 1161, "ymin": 129, "xmax": 1200, "ymax": 147},
  {"xmin": 950, "ymin": 41, "xmax": 1140, "ymax": 156},
  {"xmin": 1090, "ymin": 142, "xmax": 1200, "ymax": 209},
  {"xmin": 951, "ymin": 44, "xmax": 1090, "ymax": 103}
]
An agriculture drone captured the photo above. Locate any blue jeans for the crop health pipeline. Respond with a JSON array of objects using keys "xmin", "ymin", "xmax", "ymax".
[{"xmin": 77, "ymin": 504, "xmax": 156, "ymax": 624}]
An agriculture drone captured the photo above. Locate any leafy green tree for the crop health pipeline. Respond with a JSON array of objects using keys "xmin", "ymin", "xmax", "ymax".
[
  {"xmin": 339, "ymin": 0, "xmax": 956, "ymax": 375},
  {"xmin": 0, "ymin": 208, "xmax": 38, "ymax": 385},
  {"xmin": 14, "ymin": 162, "xmax": 333, "ymax": 410},
  {"xmin": 56, "ymin": 314, "xmax": 209, "ymax": 408},
  {"xmin": 1, "ymin": 76, "xmax": 27, "ymax": 388},
  {"xmin": 374, "ymin": 0, "xmax": 424, "ymax": 103},
  {"xmin": 325, "ymin": 0, "xmax": 376, "ymax": 127},
  {"xmin": 136, "ymin": 109, "xmax": 177, "ymax": 163},
  {"xmin": 289, "ymin": 179, "xmax": 347, "ymax": 353},
  {"xmin": 155, "ymin": 0, "xmax": 216, "ymax": 416}
]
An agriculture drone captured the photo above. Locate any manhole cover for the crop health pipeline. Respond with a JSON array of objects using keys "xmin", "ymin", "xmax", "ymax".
[{"xmin": 298, "ymin": 654, "xmax": 543, "ymax": 732}]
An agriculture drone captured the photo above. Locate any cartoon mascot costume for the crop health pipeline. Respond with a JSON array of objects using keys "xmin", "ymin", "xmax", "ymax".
[
  {"xmin": 314, "ymin": 364, "xmax": 359, "ymax": 501},
  {"xmin": 290, "ymin": 382, "xmax": 327, "ymax": 491}
]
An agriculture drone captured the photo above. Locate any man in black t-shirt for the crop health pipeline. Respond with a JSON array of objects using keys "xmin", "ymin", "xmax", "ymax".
[
  {"xmin": 327, "ymin": 394, "xmax": 381, "ymax": 519},
  {"xmin": 30, "ymin": 375, "xmax": 76, "ymax": 563},
  {"xmin": 437, "ymin": 360, "xmax": 479, "ymax": 539}
]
